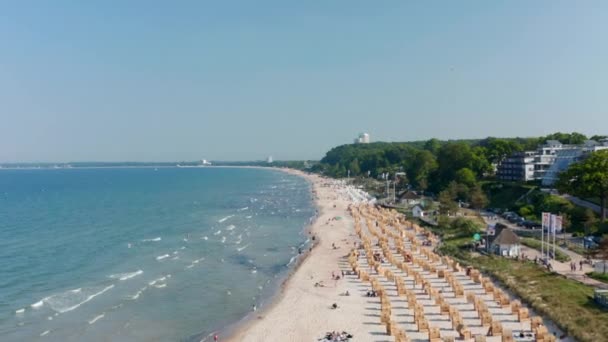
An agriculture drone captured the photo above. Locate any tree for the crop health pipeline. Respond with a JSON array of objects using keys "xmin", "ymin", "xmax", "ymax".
[
  {"xmin": 408, "ymin": 150, "xmax": 437, "ymax": 191},
  {"xmin": 438, "ymin": 190, "xmax": 458, "ymax": 215},
  {"xmin": 470, "ymin": 185, "xmax": 489, "ymax": 210},
  {"xmin": 455, "ymin": 168, "xmax": 477, "ymax": 188},
  {"xmin": 424, "ymin": 138, "xmax": 441, "ymax": 154},
  {"xmin": 348, "ymin": 159, "xmax": 361, "ymax": 176},
  {"xmin": 583, "ymin": 208, "xmax": 598, "ymax": 235},
  {"xmin": 557, "ymin": 150, "xmax": 608, "ymax": 221}
]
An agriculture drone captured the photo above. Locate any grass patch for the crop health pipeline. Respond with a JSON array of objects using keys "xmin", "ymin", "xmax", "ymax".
[
  {"xmin": 587, "ymin": 272, "xmax": 608, "ymax": 284},
  {"xmin": 459, "ymin": 255, "xmax": 608, "ymax": 342},
  {"xmin": 483, "ymin": 182, "xmax": 533, "ymax": 209},
  {"xmin": 520, "ymin": 237, "xmax": 571, "ymax": 262},
  {"xmin": 561, "ymin": 241, "xmax": 587, "ymax": 256}
]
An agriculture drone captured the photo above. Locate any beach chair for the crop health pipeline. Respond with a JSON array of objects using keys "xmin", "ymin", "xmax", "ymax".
[
  {"xmin": 474, "ymin": 335, "xmax": 487, "ymax": 342},
  {"xmin": 417, "ymin": 318, "xmax": 429, "ymax": 332},
  {"xmin": 511, "ymin": 300, "xmax": 521, "ymax": 314},
  {"xmin": 456, "ymin": 324, "xmax": 471, "ymax": 340},
  {"xmin": 517, "ymin": 308, "xmax": 530, "ymax": 322},
  {"xmin": 501, "ymin": 329, "xmax": 513, "ymax": 342},
  {"xmin": 531, "ymin": 316, "xmax": 543, "ymax": 330},
  {"xmin": 490, "ymin": 321, "xmax": 503, "ymax": 336},
  {"xmin": 428, "ymin": 327, "xmax": 441, "ymax": 342},
  {"xmin": 480, "ymin": 312, "xmax": 492, "ymax": 327}
]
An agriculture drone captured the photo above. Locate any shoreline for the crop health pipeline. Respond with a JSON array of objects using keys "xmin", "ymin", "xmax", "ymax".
[
  {"xmin": 207, "ymin": 168, "xmax": 322, "ymax": 342},
  {"xmin": 224, "ymin": 170, "xmax": 370, "ymax": 342}
]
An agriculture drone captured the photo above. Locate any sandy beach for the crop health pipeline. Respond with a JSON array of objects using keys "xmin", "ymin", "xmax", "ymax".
[{"xmin": 226, "ymin": 170, "xmax": 374, "ymax": 342}]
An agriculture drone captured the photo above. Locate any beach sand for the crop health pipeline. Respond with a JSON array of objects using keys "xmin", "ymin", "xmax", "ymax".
[{"xmin": 226, "ymin": 170, "xmax": 372, "ymax": 342}]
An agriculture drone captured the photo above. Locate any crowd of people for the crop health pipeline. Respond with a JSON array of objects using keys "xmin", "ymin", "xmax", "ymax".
[{"xmin": 320, "ymin": 331, "xmax": 353, "ymax": 341}]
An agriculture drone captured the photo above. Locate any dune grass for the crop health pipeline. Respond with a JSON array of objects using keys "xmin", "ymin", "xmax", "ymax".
[{"xmin": 458, "ymin": 255, "xmax": 608, "ymax": 342}]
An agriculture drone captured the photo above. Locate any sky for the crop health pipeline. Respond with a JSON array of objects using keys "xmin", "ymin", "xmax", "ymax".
[{"xmin": 1, "ymin": 1, "xmax": 607, "ymax": 162}]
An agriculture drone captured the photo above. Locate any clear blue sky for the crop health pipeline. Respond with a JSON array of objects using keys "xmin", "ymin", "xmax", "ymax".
[{"xmin": 1, "ymin": 1, "xmax": 607, "ymax": 162}]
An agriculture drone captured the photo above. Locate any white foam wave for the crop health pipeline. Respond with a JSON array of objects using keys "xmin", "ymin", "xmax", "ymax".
[
  {"xmin": 142, "ymin": 237, "xmax": 161, "ymax": 242},
  {"xmin": 203, "ymin": 236, "xmax": 209, "ymax": 240},
  {"xmin": 218, "ymin": 215, "xmax": 234, "ymax": 223},
  {"xmin": 15, "ymin": 308, "xmax": 25, "ymax": 314},
  {"xmin": 154, "ymin": 284, "xmax": 167, "ymax": 289},
  {"xmin": 109, "ymin": 270, "xmax": 143, "ymax": 281},
  {"xmin": 286, "ymin": 256, "xmax": 297, "ymax": 267},
  {"xmin": 88, "ymin": 313, "xmax": 105, "ymax": 325},
  {"xmin": 31, "ymin": 300, "xmax": 44, "ymax": 309},
  {"xmin": 213, "ymin": 230, "xmax": 222, "ymax": 236},
  {"xmin": 237, "ymin": 243, "xmax": 250, "ymax": 252},
  {"xmin": 156, "ymin": 254, "xmax": 170, "ymax": 261},
  {"xmin": 40, "ymin": 330, "xmax": 50, "ymax": 337},
  {"xmin": 237, "ymin": 207, "xmax": 249, "ymax": 211},
  {"xmin": 221, "ymin": 236, "xmax": 226, "ymax": 243},
  {"xmin": 245, "ymin": 216, "xmax": 252, "ymax": 219},
  {"xmin": 226, "ymin": 225, "xmax": 236, "ymax": 231},
  {"xmin": 186, "ymin": 264, "xmax": 194, "ymax": 269},
  {"xmin": 44, "ymin": 285, "xmax": 115, "ymax": 314}
]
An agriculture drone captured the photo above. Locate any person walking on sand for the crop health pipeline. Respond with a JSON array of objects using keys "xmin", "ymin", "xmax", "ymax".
[{"xmin": 580, "ymin": 260, "xmax": 583, "ymax": 271}]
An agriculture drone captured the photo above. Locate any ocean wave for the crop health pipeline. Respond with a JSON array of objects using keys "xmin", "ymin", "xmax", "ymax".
[
  {"xmin": 245, "ymin": 216, "xmax": 252, "ymax": 219},
  {"xmin": 142, "ymin": 237, "xmax": 161, "ymax": 242},
  {"xmin": 156, "ymin": 254, "xmax": 170, "ymax": 261},
  {"xmin": 129, "ymin": 287, "xmax": 146, "ymax": 300},
  {"xmin": 40, "ymin": 330, "xmax": 50, "ymax": 337},
  {"xmin": 286, "ymin": 256, "xmax": 297, "ymax": 267},
  {"xmin": 43, "ymin": 285, "xmax": 115, "ymax": 314},
  {"xmin": 109, "ymin": 270, "xmax": 143, "ymax": 281},
  {"xmin": 15, "ymin": 308, "xmax": 25, "ymax": 314},
  {"xmin": 226, "ymin": 225, "xmax": 236, "ymax": 231},
  {"xmin": 237, "ymin": 207, "xmax": 249, "ymax": 211},
  {"xmin": 213, "ymin": 230, "xmax": 222, "ymax": 236},
  {"xmin": 88, "ymin": 313, "xmax": 105, "ymax": 324},
  {"xmin": 221, "ymin": 236, "xmax": 226, "ymax": 244},
  {"xmin": 31, "ymin": 300, "xmax": 44, "ymax": 309},
  {"xmin": 148, "ymin": 276, "xmax": 167, "ymax": 286},
  {"xmin": 218, "ymin": 215, "xmax": 234, "ymax": 223},
  {"xmin": 154, "ymin": 283, "xmax": 167, "ymax": 289},
  {"xmin": 237, "ymin": 243, "xmax": 250, "ymax": 252}
]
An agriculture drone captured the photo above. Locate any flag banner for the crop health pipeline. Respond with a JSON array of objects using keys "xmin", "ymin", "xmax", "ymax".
[
  {"xmin": 542, "ymin": 212, "xmax": 550, "ymax": 229},
  {"xmin": 555, "ymin": 215, "xmax": 563, "ymax": 233},
  {"xmin": 550, "ymin": 214, "xmax": 556, "ymax": 234}
]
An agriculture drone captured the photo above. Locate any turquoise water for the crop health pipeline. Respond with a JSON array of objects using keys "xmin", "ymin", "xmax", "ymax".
[{"xmin": 0, "ymin": 167, "xmax": 314, "ymax": 341}]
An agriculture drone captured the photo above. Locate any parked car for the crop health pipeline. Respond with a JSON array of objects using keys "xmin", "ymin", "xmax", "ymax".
[{"xmin": 522, "ymin": 221, "xmax": 541, "ymax": 229}]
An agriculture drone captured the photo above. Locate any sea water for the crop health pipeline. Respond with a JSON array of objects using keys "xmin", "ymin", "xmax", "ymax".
[{"xmin": 0, "ymin": 167, "xmax": 314, "ymax": 341}]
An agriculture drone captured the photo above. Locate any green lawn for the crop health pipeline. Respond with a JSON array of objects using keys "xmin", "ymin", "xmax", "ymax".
[{"xmin": 587, "ymin": 272, "xmax": 608, "ymax": 284}]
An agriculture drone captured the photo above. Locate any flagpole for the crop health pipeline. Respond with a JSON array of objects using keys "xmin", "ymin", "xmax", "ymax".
[{"xmin": 541, "ymin": 213, "xmax": 545, "ymax": 260}]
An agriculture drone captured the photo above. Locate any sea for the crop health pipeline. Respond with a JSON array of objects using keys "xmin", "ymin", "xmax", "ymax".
[{"xmin": 0, "ymin": 167, "xmax": 315, "ymax": 341}]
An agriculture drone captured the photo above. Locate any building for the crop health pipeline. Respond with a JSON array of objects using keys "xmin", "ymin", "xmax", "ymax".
[
  {"xmin": 497, "ymin": 139, "xmax": 608, "ymax": 183},
  {"xmin": 488, "ymin": 226, "xmax": 521, "ymax": 257},
  {"xmin": 496, "ymin": 151, "xmax": 536, "ymax": 181},
  {"xmin": 412, "ymin": 205, "xmax": 426, "ymax": 218},
  {"xmin": 354, "ymin": 133, "xmax": 370, "ymax": 144},
  {"xmin": 542, "ymin": 140, "xmax": 608, "ymax": 186},
  {"xmin": 399, "ymin": 190, "xmax": 422, "ymax": 206},
  {"xmin": 266, "ymin": 156, "xmax": 273, "ymax": 163}
]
